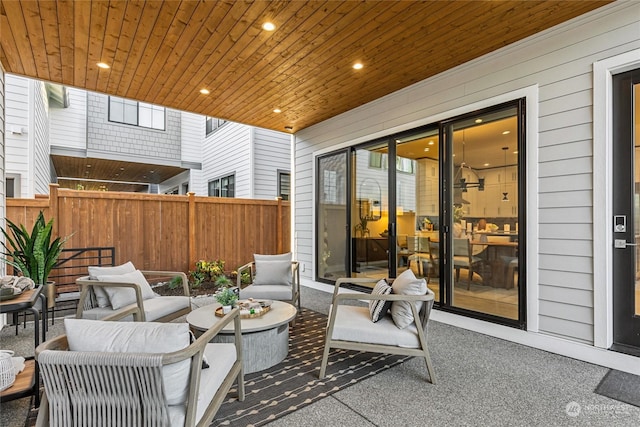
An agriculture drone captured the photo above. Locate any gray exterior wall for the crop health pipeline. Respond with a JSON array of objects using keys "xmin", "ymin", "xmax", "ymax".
[
  {"xmin": 86, "ymin": 93, "xmax": 181, "ymax": 164},
  {"xmin": 294, "ymin": 1, "xmax": 640, "ymax": 352}
]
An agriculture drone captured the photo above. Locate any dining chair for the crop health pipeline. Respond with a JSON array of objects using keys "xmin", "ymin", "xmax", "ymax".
[{"xmin": 453, "ymin": 238, "xmax": 484, "ymax": 290}]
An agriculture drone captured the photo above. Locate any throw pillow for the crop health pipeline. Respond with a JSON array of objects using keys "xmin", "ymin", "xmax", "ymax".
[
  {"xmin": 368, "ymin": 279, "xmax": 393, "ymax": 323},
  {"xmin": 88, "ymin": 262, "xmax": 136, "ymax": 308},
  {"xmin": 253, "ymin": 260, "xmax": 292, "ymax": 286},
  {"xmin": 96, "ymin": 270, "xmax": 156, "ymax": 310},
  {"xmin": 254, "ymin": 252, "xmax": 292, "ymax": 262},
  {"xmin": 65, "ymin": 318, "xmax": 191, "ymax": 406},
  {"xmin": 390, "ymin": 269, "xmax": 427, "ymax": 329}
]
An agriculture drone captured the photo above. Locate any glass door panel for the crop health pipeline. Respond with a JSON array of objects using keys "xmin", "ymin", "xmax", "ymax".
[
  {"xmin": 351, "ymin": 144, "xmax": 389, "ymax": 281},
  {"xmin": 317, "ymin": 151, "xmax": 349, "ymax": 281},
  {"xmin": 396, "ymin": 127, "xmax": 441, "ymax": 303},
  {"xmin": 448, "ymin": 105, "xmax": 520, "ymax": 320}
]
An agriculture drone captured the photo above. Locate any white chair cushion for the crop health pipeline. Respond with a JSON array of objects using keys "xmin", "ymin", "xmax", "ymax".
[
  {"xmin": 390, "ymin": 269, "xmax": 427, "ymax": 329},
  {"xmin": 253, "ymin": 260, "xmax": 292, "ymax": 286},
  {"xmin": 167, "ymin": 343, "xmax": 237, "ymax": 426},
  {"xmin": 239, "ymin": 284, "xmax": 292, "ymax": 301},
  {"xmin": 253, "ymin": 252, "xmax": 292, "ymax": 261},
  {"xmin": 88, "ymin": 262, "xmax": 136, "ymax": 307},
  {"xmin": 96, "ymin": 270, "xmax": 156, "ymax": 310},
  {"xmin": 64, "ymin": 318, "xmax": 191, "ymax": 406},
  {"xmin": 330, "ymin": 305, "xmax": 420, "ymax": 348},
  {"xmin": 79, "ymin": 296, "xmax": 190, "ymax": 321}
]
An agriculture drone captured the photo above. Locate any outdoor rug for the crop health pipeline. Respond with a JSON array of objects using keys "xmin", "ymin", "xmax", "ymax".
[
  {"xmin": 595, "ymin": 369, "xmax": 640, "ymax": 408},
  {"xmin": 25, "ymin": 308, "xmax": 412, "ymax": 427}
]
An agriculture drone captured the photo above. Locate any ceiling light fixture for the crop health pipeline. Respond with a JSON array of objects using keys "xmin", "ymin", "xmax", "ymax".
[
  {"xmin": 502, "ymin": 146, "xmax": 509, "ymax": 202},
  {"xmin": 453, "ymin": 135, "xmax": 484, "ymax": 193},
  {"xmin": 273, "ymin": 108, "xmax": 281, "ymax": 113},
  {"xmin": 475, "ymin": 119, "xmax": 483, "ymax": 123},
  {"xmin": 262, "ymin": 22, "xmax": 276, "ymax": 31},
  {"xmin": 502, "ymin": 130, "xmax": 510, "ymax": 135},
  {"xmin": 428, "ymin": 140, "xmax": 435, "ymax": 145},
  {"xmin": 199, "ymin": 88, "xmax": 210, "ymax": 95},
  {"xmin": 96, "ymin": 62, "xmax": 110, "ymax": 69},
  {"xmin": 284, "ymin": 126, "xmax": 293, "ymax": 131},
  {"xmin": 353, "ymin": 62, "xmax": 363, "ymax": 70}
]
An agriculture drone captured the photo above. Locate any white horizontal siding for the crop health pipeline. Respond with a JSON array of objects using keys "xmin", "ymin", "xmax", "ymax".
[
  {"xmin": 49, "ymin": 87, "xmax": 86, "ymax": 150},
  {"xmin": 252, "ymin": 127, "xmax": 290, "ymax": 199},
  {"xmin": 33, "ymin": 80, "xmax": 49, "ymax": 194},
  {"xmin": 293, "ymin": 2, "xmax": 640, "ymax": 345},
  {"xmin": 5, "ymin": 75, "xmax": 31, "ymax": 197},
  {"xmin": 201, "ymin": 122, "xmax": 251, "ymax": 198},
  {"xmin": 180, "ymin": 112, "xmax": 203, "ymax": 164}
]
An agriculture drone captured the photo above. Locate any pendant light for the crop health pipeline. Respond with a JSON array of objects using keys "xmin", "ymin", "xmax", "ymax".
[{"xmin": 501, "ymin": 146, "xmax": 509, "ymax": 202}]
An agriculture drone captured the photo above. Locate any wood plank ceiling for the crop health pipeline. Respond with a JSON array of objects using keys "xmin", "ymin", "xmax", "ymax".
[{"xmin": 1, "ymin": 0, "xmax": 611, "ymax": 134}]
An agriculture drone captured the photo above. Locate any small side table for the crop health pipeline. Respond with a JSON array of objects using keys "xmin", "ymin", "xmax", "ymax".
[{"xmin": 0, "ymin": 286, "xmax": 45, "ymax": 407}]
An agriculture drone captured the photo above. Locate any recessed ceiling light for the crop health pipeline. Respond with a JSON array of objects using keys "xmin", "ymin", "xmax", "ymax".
[
  {"xmin": 262, "ymin": 22, "xmax": 276, "ymax": 31},
  {"xmin": 475, "ymin": 119, "xmax": 483, "ymax": 123},
  {"xmin": 284, "ymin": 126, "xmax": 293, "ymax": 131},
  {"xmin": 200, "ymin": 88, "xmax": 210, "ymax": 95},
  {"xmin": 428, "ymin": 140, "xmax": 435, "ymax": 145},
  {"xmin": 86, "ymin": 164, "xmax": 92, "ymax": 168},
  {"xmin": 353, "ymin": 62, "xmax": 363, "ymax": 70},
  {"xmin": 502, "ymin": 130, "xmax": 511, "ymax": 135},
  {"xmin": 96, "ymin": 62, "xmax": 110, "ymax": 69},
  {"xmin": 273, "ymin": 108, "xmax": 281, "ymax": 113},
  {"xmin": 484, "ymin": 163, "xmax": 490, "ymax": 167},
  {"xmin": 513, "ymin": 150, "xmax": 518, "ymax": 154},
  {"xmin": 423, "ymin": 148, "xmax": 430, "ymax": 152}
]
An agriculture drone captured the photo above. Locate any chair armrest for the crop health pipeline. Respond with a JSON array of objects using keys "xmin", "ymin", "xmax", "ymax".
[
  {"xmin": 333, "ymin": 277, "xmax": 379, "ymax": 300},
  {"xmin": 75, "ymin": 276, "xmax": 146, "ymax": 321},
  {"xmin": 141, "ymin": 270, "xmax": 190, "ymax": 297},
  {"xmin": 35, "ymin": 335, "xmax": 69, "ymax": 357},
  {"xmin": 236, "ymin": 262, "xmax": 254, "ymax": 288}
]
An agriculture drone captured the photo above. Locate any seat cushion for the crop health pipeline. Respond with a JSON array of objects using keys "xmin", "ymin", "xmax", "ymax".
[
  {"xmin": 390, "ymin": 269, "xmax": 427, "ymax": 329},
  {"xmin": 239, "ymin": 284, "xmax": 292, "ymax": 301},
  {"xmin": 64, "ymin": 318, "xmax": 191, "ymax": 406},
  {"xmin": 331, "ymin": 305, "xmax": 420, "ymax": 348},
  {"xmin": 88, "ymin": 262, "xmax": 136, "ymax": 307},
  {"xmin": 79, "ymin": 296, "xmax": 191, "ymax": 322},
  {"xmin": 96, "ymin": 270, "xmax": 156, "ymax": 310},
  {"xmin": 167, "ymin": 343, "xmax": 237, "ymax": 426}
]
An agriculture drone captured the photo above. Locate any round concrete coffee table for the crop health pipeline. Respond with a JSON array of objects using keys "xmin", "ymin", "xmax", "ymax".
[{"xmin": 186, "ymin": 300, "xmax": 297, "ymax": 374}]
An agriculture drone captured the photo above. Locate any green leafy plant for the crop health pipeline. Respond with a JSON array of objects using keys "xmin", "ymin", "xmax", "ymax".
[
  {"xmin": 214, "ymin": 275, "xmax": 232, "ymax": 288},
  {"xmin": 167, "ymin": 275, "xmax": 183, "ymax": 290},
  {"xmin": 189, "ymin": 259, "xmax": 227, "ymax": 287},
  {"xmin": 215, "ymin": 287, "xmax": 238, "ymax": 307},
  {"xmin": 1, "ymin": 211, "xmax": 71, "ymax": 285}
]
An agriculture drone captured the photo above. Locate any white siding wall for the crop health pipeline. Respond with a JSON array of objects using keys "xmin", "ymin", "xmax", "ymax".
[
  {"xmin": 33, "ymin": 80, "xmax": 50, "ymax": 194},
  {"xmin": 201, "ymin": 122, "xmax": 251, "ymax": 197},
  {"xmin": 1, "ymin": 63, "xmax": 6, "ymax": 279},
  {"xmin": 253, "ymin": 127, "xmax": 290, "ymax": 199},
  {"xmin": 180, "ymin": 111, "xmax": 203, "ymax": 164},
  {"xmin": 5, "ymin": 75, "xmax": 31, "ymax": 197},
  {"xmin": 294, "ymin": 2, "xmax": 640, "ymax": 345},
  {"xmin": 49, "ymin": 88, "xmax": 87, "ymax": 150}
]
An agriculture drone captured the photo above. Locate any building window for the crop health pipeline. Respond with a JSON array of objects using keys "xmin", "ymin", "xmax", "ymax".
[
  {"xmin": 205, "ymin": 117, "xmax": 227, "ymax": 136},
  {"xmin": 278, "ymin": 171, "xmax": 290, "ymax": 201},
  {"xmin": 208, "ymin": 174, "xmax": 235, "ymax": 197},
  {"xmin": 369, "ymin": 152, "xmax": 415, "ymax": 174},
  {"xmin": 6, "ymin": 177, "xmax": 15, "ymax": 198},
  {"xmin": 108, "ymin": 97, "xmax": 165, "ymax": 130}
]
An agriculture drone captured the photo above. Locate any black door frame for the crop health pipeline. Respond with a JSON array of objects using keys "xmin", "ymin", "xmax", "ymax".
[{"xmin": 611, "ymin": 68, "xmax": 640, "ymax": 355}]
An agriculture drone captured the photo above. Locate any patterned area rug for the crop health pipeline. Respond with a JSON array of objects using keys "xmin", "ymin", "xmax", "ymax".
[
  {"xmin": 212, "ymin": 308, "xmax": 411, "ymax": 426},
  {"xmin": 26, "ymin": 308, "xmax": 412, "ymax": 426}
]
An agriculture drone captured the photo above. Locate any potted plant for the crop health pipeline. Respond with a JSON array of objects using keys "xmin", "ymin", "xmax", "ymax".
[
  {"xmin": 1, "ymin": 211, "xmax": 71, "ymax": 307},
  {"xmin": 215, "ymin": 287, "xmax": 238, "ymax": 313}
]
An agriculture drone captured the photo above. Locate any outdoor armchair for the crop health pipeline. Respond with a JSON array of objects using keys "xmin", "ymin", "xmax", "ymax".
[
  {"xmin": 75, "ymin": 262, "xmax": 191, "ymax": 322},
  {"xmin": 35, "ymin": 309, "xmax": 244, "ymax": 427},
  {"xmin": 236, "ymin": 253, "xmax": 301, "ymax": 310},
  {"xmin": 319, "ymin": 273, "xmax": 436, "ymax": 383}
]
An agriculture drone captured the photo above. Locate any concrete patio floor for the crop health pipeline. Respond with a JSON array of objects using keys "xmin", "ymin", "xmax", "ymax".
[{"xmin": 1, "ymin": 285, "xmax": 639, "ymax": 426}]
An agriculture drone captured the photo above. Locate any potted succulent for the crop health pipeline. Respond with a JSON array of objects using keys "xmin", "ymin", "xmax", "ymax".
[
  {"xmin": 215, "ymin": 287, "xmax": 238, "ymax": 313},
  {"xmin": 1, "ymin": 211, "xmax": 71, "ymax": 307}
]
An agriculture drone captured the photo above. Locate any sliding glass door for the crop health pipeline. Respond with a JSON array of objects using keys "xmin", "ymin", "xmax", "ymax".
[{"xmin": 315, "ymin": 99, "xmax": 525, "ymax": 327}]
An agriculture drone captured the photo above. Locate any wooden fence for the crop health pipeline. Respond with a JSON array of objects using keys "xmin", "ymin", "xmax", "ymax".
[{"xmin": 5, "ymin": 184, "xmax": 290, "ymax": 275}]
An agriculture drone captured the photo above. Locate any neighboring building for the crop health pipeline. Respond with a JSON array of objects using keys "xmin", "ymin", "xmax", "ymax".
[
  {"xmin": 295, "ymin": 2, "xmax": 640, "ymax": 375},
  {"xmin": 4, "ymin": 77, "xmax": 290, "ymax": 199}
]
